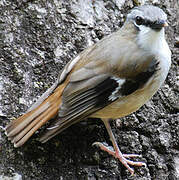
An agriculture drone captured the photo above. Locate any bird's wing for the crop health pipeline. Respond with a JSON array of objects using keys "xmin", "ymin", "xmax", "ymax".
[{"xmin": 39, "ymin": 50, "xmax": 160, "ymax": 143}]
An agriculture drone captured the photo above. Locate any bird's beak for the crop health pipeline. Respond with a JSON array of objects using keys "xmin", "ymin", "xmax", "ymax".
[
  {"xmin": 158, "ymin": 20, "xmax": 168, "ymax": 27},
  {"xmin": 151, "ymin": 20, "xmax": 168, "ymax": 30},
  {"xmin": 163, "ymin": 22, "xmax": 168, "ymax": 27}
]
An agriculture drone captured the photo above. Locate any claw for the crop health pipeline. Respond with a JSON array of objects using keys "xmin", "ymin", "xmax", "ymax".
[
  {"xmin": 93, "ymin": 141, "xmax": 146, "ymax": 175},
  {"xmin": 123, "ymin": 154, "xmax": 142, "ymax": 158},
  {"xmin": 93, "ymin": 142, "xmax": 114, "ymax": 151},
  {"xmin": 96, "ymin": 119, "xmax": 147, "ymax": 175},
  {"xmin": 93, "ymin": 142, "xmax": 115, "ymax": 156}
]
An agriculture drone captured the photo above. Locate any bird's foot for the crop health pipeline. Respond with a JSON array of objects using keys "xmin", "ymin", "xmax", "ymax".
[{"xmin": 93, "ymin": 142, "xmax": 146, "ymax": 175}]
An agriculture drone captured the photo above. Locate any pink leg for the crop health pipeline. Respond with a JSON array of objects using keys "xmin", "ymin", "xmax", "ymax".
[{"xmin": 93, "ymin": 119, "xmax": 146, "ymax": 175}]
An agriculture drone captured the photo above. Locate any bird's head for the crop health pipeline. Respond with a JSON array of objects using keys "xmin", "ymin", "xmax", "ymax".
[
  {"xmin": 127, "ymin": 5, "xmax": 168, "ymax": 31},
  {"xmin": 123, "ymin": 5, "xmax": 168, "ymax": 52}
]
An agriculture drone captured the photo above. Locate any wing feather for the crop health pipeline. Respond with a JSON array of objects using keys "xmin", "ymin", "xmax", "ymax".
[{"xmin": 39, "ymin": 57, "xmax": 160, "ymax": 143}]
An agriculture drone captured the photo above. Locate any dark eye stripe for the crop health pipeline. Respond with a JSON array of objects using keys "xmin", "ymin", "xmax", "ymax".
[
  {"xmin": 135, "ymin": 16, "xmax": 154, "ymax": 27},
  {"xmin": 135, "ymin": 14, "xmax": 159, "ymax": 27},
  {"xmin": 144, "ymin": 20, "xmax": 154, "ymax": 27}
]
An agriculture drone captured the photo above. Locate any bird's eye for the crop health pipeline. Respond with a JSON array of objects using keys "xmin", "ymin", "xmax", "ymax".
[{"xmin": 135, "ymin": 16, "xmax": 144, "ymax": 25}]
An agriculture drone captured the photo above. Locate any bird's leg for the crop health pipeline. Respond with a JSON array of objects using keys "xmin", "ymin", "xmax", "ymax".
[{"xmin": 93, "ymin": 119, "xmax": 146, "ymax": 175}]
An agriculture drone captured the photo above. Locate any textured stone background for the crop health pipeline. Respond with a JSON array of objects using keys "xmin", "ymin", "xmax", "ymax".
[{"xmin": 0, "ymin": 0, "xmax": 178, "ymax": 179}]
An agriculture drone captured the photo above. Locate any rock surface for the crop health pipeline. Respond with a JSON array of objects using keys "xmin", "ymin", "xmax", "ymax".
[{"xmin": 0, "ymin": 0, "xmax": 178, "ymax": 179}]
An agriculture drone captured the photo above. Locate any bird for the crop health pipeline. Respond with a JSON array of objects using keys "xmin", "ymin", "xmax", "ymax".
[{"xmin": 5, "ymin": 5, "xmax": 171, "ymax": 175}]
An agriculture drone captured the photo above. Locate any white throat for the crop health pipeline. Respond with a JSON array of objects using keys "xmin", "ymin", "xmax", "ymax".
[
  {"xmin": 137, "ymin": 25, "xmax": 171, "ymax": 84},
  {"xmin": 137, "ymin": 26, "xmax": 168, "ymax": 56}
]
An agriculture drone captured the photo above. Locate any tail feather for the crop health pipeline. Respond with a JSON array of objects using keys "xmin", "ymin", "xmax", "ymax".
[
  {"xmin": 5, "ymin": 81, "xmax": 68, "ymax": 148},
  {"xmin": 12, "ymin": 100, "xmax": 60, "ymax": 147},
  {"xmin": 6, "ymin": 103, "xmax": 50, "ymax": 137}
]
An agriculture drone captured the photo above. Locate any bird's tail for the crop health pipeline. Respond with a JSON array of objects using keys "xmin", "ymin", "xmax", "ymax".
[{"xmin": 5, "ymin": 82, "xmax": 67, "ymax": 148}]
